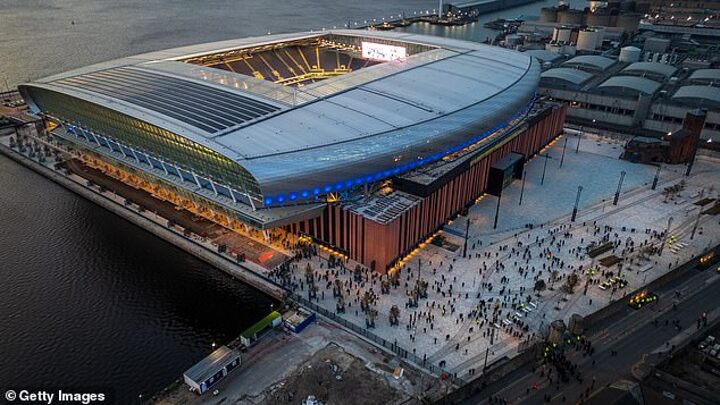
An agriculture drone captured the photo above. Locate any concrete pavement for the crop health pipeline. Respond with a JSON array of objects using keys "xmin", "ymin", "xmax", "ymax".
[{"xmin": 459, "ymin": 266, "xmax": 720, "ymax": 404}]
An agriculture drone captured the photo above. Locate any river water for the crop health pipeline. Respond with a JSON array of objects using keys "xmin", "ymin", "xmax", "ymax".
[{"xmin": 0, "ymin": 0, "xmax": 585, "ymax": 402}]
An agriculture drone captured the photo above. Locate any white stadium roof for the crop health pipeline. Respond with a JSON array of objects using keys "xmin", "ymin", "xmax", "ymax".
[{"xmin": 21, "ymin": 30, "xmax": 539, "ymax": 204}]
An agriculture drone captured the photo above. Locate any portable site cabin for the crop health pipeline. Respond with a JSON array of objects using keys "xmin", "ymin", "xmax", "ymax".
[
  {"xmin": 240, "ymin": 311, "xmax": 282, "ymax": 346},
  {"xmin": 183, "ymin": 346, "xmax": 241, "ymax": 395},
  {"xmin": 283, "ymin": 307, "xmax": 316, "ymax": 333}
]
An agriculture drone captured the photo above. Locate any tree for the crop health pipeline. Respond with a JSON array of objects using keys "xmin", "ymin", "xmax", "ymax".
[
  {"xmin": 567, "ymin": 273, "xmax": 579, "ymax": 288},
  {"xmin": 390, "ymin": 270, "xmax": 400, "ymax": 287},
  {"xmin": 366, "ymin": 307, "xmax": 378, "ymax": 329},
  {"xmin": 305, "ymin": 263, "xmax": 314, "ymax": 283},
  {"xmin": 381, "ymin": 279, "xmax": 390, "ymax": 294},
  {"xmin": 389, "ymin": 305, "xmax": 400, "ymax": 326},
  {"xmin": 308, "ymin": 283, "xmax": 318, "ymax": 300},
  {"xmin": 418, "ymin": 279, "xmax": 429, "ymax": 299},
  {"xmin": 534, "ymin": 279, "xmax": 546, "ymax": 292},
  {"xmin": 562, "ymin": 273, "xmax": 579, "ymax": 294},
  {"xmin": 333, "ymin": 279, "xmax": 343, "ymax": 297},
  {"xmin": 361, "ymin": 291, "xmax": 374, "ymax": 312}
]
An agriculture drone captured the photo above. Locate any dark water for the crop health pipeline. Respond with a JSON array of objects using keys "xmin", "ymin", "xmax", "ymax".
[
  {"xmin": 396, "ymin": 0, "xmax": 586, "ymax": 42},
  {"xmin": 0, "ymin": 0, "xmax": 587, "ymax": 402},
  {"xmin": 0, "ymin": 156, "xmax": 276, "ymax": 402}
]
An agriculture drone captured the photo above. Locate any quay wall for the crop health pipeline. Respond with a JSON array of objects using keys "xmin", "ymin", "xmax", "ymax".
[{"xmin": 0, "ymin": 143, "xmax": 286, "ymax": 301}]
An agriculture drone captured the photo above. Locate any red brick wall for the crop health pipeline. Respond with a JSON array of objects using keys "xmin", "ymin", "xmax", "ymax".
[{"xmin": 287, "ymin": 104, "xmax": 567, "ymax": 272}]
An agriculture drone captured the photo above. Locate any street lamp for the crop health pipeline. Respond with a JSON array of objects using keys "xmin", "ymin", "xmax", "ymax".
[
  {"xmin": 652, "ymin": 165, "xmax": 661, "ymax": 190},
  {"xmin": 572, "ymin": 186, "xmax": 583, "ymax": 222},
  {"xmin": 659, "ymin": 216, "xmax": 674, "ymax": 256},
  {"xmin": 519, "ymin": 168, "xmax": 527, "ymax": 206},
  {"xmin": 613, "ymin": 170, "xmax": 626, "ymax": 206},
  {"xmin": 493, "ymin": 193, "xmax": 502, "ymax": 229},
  {"xmin": 575, "ymin": 129, "xmax": 582, "ymax": 153},
  {"xmin": 540, "ymin": 153, "xmax": 551, "ymax": 185},
  {"xmin": 462, "ymin": 217, "xmax": 471, "ymax": 257},
  {"xmin": 691, "ymin": 208, "xmax": 702, "ymax": 240}
]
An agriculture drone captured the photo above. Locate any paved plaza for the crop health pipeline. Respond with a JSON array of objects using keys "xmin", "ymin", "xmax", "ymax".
[
  {"xmin": 273, "ymin": 132, "xmax": 720, "ymax": 378},
  {"xmin": 5, "ymin": 127, "xmax": 720, "ymax": 381}
]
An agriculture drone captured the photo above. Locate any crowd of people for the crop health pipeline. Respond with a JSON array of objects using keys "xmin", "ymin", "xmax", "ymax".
[{"xmin": 263, "ymin": 212, "xmax": 670, "ymax": 377}]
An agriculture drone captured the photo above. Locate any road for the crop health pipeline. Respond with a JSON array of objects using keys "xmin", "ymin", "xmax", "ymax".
[{"xmin": 459, "ymin": 266, "xmax": 720, "ymax": 404}]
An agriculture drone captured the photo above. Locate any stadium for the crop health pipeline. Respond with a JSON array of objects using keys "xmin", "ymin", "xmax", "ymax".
[{"xmin": 19, "ymin": 30, "xmax": 566, "ymax": 272}]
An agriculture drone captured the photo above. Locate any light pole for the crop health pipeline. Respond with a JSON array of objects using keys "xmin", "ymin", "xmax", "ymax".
[
  {"xmin": 540, "ymin": 153, "xmax": 550, "ymax": 185},
  {"xmin": 571, "ymin": 186, "xmax": 583, "ymax": 222},
  {"xmin": 560, "ymin": 137, "xmax": 568, "ymax": 168},
  {"xmin": 416, "ymin": 258, "xmax": 422, "ymax": 302},
  {"xmin": 463, "ymin": 217, "xmax": 470, "ymax": 258},
  {"xmin": 483, "ymin": 346, "xmax": 489, "ymax": 371},
  {"xmin": 493, "ymin": 194, "xmax": 502, "ymax": 229},
  {"xmin": 575, "ymin": 128, "xmax": 582, "ymax": 153},
  {"xmin": 659, "ymin": 216, "xmax": 674, "ymax": 256},
  {"xmin": 691, "ymin": 208, "xmax": 702, "ymax": 240},
  {"xmin": 652, "ymin": 165, "xmax": 661, "ymax": 190},
  {"xmin": 519, "ymin": 168, "xmax": 527, "ymax": 206},
  {"xmin": 613, "ymin": 170, "xmax": 626, "ymax": 206}
]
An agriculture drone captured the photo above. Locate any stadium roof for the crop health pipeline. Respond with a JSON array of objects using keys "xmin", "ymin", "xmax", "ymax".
[
  {"xmin": 524, "ymin": 50, "xmax": 563, "ymax": 63},
  {"xmin": 598, "ymin": 76, "xmax": 662, "ymax": 95},
  {"xmin": 562, "ymin": 55, "xmax": 616, "ymax": 71},
  {"xmin": 20, "ymin": 30, "xmax": 539, "ymax": 205},
  {"xmin": 672, "ymin": 85, "xmax": 720, "ymax": 106},
  {"xmin": 541, "ymin": 68, "xmax": 594, "ymax": 85},
  {"xmin": 688, "ymin": 69, "xmax": 720, "ymax": 83},
  {"xmin": 621, "ymin": 62, "xmax": 677, "ymax": 78}
]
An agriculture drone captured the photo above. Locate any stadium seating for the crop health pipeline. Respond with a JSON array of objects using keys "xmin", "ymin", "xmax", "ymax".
[{"xmin": 206, "ymin": 44, "xmax": 379, "ymax": 86}]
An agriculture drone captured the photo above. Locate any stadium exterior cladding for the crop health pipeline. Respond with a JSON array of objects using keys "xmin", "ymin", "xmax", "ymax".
[
  {"xmin": 19, "ymin": 30, "xmax": 539, "ymax": 210},
  {"xmin": 17, "ymin": 30, "xmax": 566, "ymax": 271}
]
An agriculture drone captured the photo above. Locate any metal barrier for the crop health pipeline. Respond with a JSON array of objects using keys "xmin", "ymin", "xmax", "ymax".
[{"xmin": 289, "ymin": 292, "xmax": 466, "ymax": 385}]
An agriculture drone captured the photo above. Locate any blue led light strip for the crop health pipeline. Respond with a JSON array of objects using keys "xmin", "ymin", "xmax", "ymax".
[{"xmin": 264, "ymin": 93, "xmax": 538, "ymax": 206}]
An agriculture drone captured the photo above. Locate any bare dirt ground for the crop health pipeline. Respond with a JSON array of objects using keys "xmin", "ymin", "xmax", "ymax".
[{"xmin": 253, "ymin": 343, "xmax": 417, "ymax": 405}]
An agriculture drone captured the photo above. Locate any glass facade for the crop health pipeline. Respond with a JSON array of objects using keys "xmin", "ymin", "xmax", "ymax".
[{"xmin": 25, "ymin": 87, "xmax": 261, "ymax": 197}]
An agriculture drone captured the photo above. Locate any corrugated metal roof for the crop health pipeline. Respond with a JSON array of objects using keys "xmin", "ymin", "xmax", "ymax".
[
  {"xmin": 672, "ymin": 85, "xmax": 720, "ymax": 104},
  {"xmin": 184, "ymin": 346, "xmax": 239, "ymax": 384},
  {"xmin": 689, "ymin": 69, "xmax": 720, "ymax": 82},
  {"xmin": 562, "ymin": 55, "xmax": 616, "ymax": 71},
  {"xmin": 52, "ymin": 67, "xmax": 280, "ymax": 134},
  {"xmin": 524, "ymin": 50, "xmax": 562, "ymax": 63},
  {"xmin": 622, "ymin": 62, "xmax": 677, "ymax": 78},
  {"xmin": 541, "ymin": 68, "xmax": 594, "ymax": 85},
  {"xmin": 598, "ymin": 76, "xmax": 661, "ymax": 95}
]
